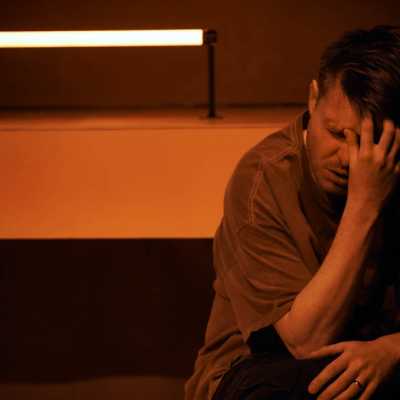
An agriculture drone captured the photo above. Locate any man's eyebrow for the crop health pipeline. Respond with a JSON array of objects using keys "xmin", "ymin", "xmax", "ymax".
[
  {"xmin": 323, "ymin": 117, "xmax": 360, "ymax": 135},
  {"xmin": 323, "ymin": 117, "xmax": 338, "ymax": 126}
]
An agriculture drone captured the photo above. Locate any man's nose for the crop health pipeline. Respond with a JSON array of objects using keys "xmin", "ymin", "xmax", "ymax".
[{"xmin": 338, "ymin": 144, "xmax": 349, "ymax": 171}]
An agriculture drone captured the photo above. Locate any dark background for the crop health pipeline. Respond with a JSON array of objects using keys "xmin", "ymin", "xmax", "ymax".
[
  {"xmin": 0, "ymin": 0, "xmax": 399, "ymax": 108},
  {"xmin": 0, "ymin": 239, "xmax": 214, "ymax": 382}
]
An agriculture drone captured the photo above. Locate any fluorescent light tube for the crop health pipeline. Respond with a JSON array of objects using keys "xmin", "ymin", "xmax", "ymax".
[{"xmin": 0, "ymin": 29, "xmax": 204, "ymax": 48}]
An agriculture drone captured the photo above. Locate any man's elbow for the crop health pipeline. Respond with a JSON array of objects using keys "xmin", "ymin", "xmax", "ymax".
[
  {"xmin": 289, "ymin": 343, "xmax": 318, "ymax": 359},
  {"xmin": 273, "ymin": 313, "xmax": 329, "ymax": 360}
]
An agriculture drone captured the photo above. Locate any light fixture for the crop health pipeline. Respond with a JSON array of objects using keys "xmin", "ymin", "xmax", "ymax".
[
  {"xmin": 0, "ymin": 29, "xmax": 204, "ymax": 48},
  {"xmin": 0, "ymin": 29, "xmax": 218, "ymax": 117}
]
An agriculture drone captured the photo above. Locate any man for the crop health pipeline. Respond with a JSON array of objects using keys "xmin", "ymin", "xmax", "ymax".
[{"xmin": 185, "ymin": 25, "xmax": 400, "ymax": 400}]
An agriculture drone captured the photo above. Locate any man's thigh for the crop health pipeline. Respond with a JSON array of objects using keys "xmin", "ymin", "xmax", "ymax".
[
  {"xmin": 212, "ymin": 352, "xmax": 400, "ymax": 400},
  {"xmin": 211, "ymin": 352, "xmax": 337, "ymax": 400}
]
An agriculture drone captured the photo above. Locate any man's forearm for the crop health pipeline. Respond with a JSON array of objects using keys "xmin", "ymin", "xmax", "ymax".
[{"xmin": 275, "ymin": 203, "xmax": 380, "ymax": 358}]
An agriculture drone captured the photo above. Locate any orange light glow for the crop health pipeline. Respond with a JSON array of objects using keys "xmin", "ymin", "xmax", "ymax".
[{"xmin": 0, "ymin": 29, "xmax": 204, "ymax": 48}]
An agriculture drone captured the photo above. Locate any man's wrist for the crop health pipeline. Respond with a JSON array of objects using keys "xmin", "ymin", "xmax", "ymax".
[
  {"xmin": 343, "ymin": 201, "xmax": 380, "ymax": 227},
  {"xmin": 376, "ymin": 333, "xmax": 400, "ymax": 364}
]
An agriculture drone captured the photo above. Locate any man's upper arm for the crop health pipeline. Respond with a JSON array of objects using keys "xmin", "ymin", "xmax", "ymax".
[
  {"xmin": 217, "ymin": 138, "xmax": 312, "ymax": 349},
  {"xmin": 218, "ymin": 218, "xmax": 312, "ymax": 345}
]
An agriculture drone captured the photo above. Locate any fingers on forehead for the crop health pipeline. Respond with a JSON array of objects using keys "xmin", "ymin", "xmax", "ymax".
[
  {"xmin": 362, "ymin": 118, "xmax": 397, "ymax": 143},
  {"xmin": 383, "ymin": 119, "xmax": 396, "ymax": 131},
  {"xmin": 361, "ymin": 116, "xmax": 374, "ymax": 132}
]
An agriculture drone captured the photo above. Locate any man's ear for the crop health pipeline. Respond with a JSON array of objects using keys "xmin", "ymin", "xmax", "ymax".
[{"xmin": 308, "ymin": 80, "xmax": 319, "ymax": 115}]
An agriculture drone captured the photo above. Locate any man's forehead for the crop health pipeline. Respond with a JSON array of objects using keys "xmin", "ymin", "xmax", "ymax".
[{"xmin": 320, "ymin": 80, "xmax": 363, "ymax": 133}]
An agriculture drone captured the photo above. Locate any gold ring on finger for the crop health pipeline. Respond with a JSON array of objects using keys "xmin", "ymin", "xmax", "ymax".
[{"xmin": 353, "ymin": 379, "xmax": 364, "ymax": 390}]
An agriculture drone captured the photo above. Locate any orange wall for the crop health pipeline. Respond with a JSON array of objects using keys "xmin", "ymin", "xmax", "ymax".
[
  {"xmin": 0, "ymin": 108, "xmax": 302, "ymax": 238},
  {"xmin": 0, "ymin": 0, "xmax": 399, "ymax": 107}
]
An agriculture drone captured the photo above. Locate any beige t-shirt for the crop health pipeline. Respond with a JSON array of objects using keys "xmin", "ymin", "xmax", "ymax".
[{"xmin": 184, "ymin": 111, "xmax": 400, "ymax": 400}]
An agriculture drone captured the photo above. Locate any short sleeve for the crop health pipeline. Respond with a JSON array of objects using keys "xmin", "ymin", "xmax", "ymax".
[{"xmin": 216, "ymin": 153, "xmax": 313, "ymax": 343}]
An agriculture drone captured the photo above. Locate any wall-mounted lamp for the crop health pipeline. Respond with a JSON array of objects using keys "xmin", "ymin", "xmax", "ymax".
[{"xmin": 0, "ymin": 29, "xmax": 218, "ymax": 117}]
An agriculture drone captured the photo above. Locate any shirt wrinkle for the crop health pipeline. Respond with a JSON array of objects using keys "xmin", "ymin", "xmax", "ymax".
[
  {"xmin": 243, "ymin": 162, "xmax": 291, "ymax": 233},
  {"xmin": 260, "ymin": 144, "xmax": 298, "ymax": 165},
  {"xmin": 247, "ymin": 159, "xmax": 264, "ymax": 226}
]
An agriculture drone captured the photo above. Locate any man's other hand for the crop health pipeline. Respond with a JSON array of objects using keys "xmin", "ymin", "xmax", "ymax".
[{"xmin": 305, "ymin": 339, "xmax": 399, "ymax": 400}]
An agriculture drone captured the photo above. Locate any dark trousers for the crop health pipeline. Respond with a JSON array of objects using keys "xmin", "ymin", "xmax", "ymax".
[{"xmin": 211, "ymin": 351, "xmax": 400, "ymax": 400}]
